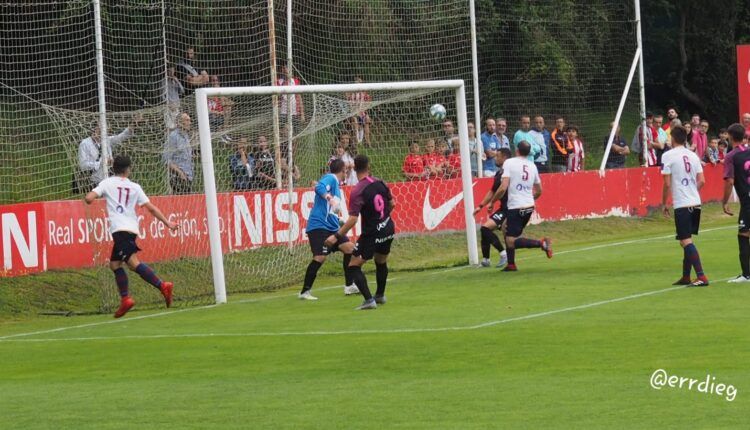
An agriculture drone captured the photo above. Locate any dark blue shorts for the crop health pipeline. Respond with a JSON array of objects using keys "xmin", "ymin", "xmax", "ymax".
[{"xmin": 674, "ymin": 206, "xmax": 701, "ymax": 240}]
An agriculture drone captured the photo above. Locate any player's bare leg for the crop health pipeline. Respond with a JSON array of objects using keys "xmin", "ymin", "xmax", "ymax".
[
  {"xmin": 373, "ymin": 253, "xmax": 389, "ymax": 304},
  {"xmin": 677, "ymin": 238, "xmax": 708, "ymax": 287},
  {"xmin": 126, "ymin": 255, "xmax": 173, "ymax": 308},
  {"xmin": 346, "ymin": 256, "xmax": 377, "ymax": 310}
]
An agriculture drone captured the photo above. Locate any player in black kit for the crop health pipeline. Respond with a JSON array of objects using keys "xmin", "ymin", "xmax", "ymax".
[
  {"xmin": 723, "ymin": 123, "xmax": 750, "ymax": 283},
  {"xmin": 473, "ymin": 148, "xmax": 512, "ymax": 268},
  {"xmin": 326, "ymin": 155, "xmax": 395, "ymax": 310}
]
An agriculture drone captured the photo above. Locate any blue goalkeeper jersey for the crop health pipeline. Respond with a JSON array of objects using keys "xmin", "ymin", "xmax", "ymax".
[{"xmin": 306, "ymin": 173, "xmax": 342, "ymax": 232}]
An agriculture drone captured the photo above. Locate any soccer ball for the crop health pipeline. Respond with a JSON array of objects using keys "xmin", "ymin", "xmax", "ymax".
[{"xmin": 430, "ymin": 104, "xmax": 447, "ymax": 121}]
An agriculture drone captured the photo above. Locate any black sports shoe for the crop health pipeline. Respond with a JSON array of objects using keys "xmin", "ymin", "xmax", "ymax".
[{"xmin": 672, "ymin": 277, "xmax": 692, "ymax": 286}]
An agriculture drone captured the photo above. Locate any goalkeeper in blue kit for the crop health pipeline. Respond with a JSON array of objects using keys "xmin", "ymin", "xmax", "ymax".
[{"xmin": 299, "ymin": 159, "xmax": 358, "ymax": 300}]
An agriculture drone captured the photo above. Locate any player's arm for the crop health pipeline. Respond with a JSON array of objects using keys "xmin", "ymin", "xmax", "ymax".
[
  {"xmin": 84, "ymin": 190, "xmax": 99, "ymax": 204},
  {"xmin": 722, "ymin": 177, "xmax": 735, "ymax": 216},
  {"xmin": 473, "ymin": 190, "xmax": 495, "ymax": 215},
  {"xmin": 696, "ymin": 172, "xmax": 706, "ymax": 190},
  {"xmin": 533, "ymin": 182, "xmax": 542, "ymax": 200},
  {"xmin": 661, "ymin": 173, "xmax": 671, "ymax": 217},
  {"xmin": 143, "ymin": 202, "xmax": 178, "ymax": 231},
  {"xmin": 495, "ymin": 177, "xmax": 510, "ymax": 201}
]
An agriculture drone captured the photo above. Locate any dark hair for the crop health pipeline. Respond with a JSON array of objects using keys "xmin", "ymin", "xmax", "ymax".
[
  {"xmin": 728, "ymin": 124, "xmax": 745, "ymax": 143},
  {"xmin": 354, "ymin": 154, "xmax": 370, "ymax": 173},
  {"xmin": 646, "ymin": 112, "xmax": 654, "ymax": 119},
  {"xmin": 329, "ymin": 158, "xmax": 345, "ymax": 174},
  {"xmin": 517, "ymin": 140, "xmax": 531, "ymax": 156},
  {"xmin": 498, "ymin": 148, "xmax": 512, "ymax": 159},
  {"xmin": 719, "ymin": 128, "xmax": 728, "ymax": 134},
  {"xmin": 671, "ymin": 125, "xmax": 687, "ymax": 145},
  {"xmin": 565, "ymin": 125, "xmax": 579, "ymax": 133},
  {"xmin": 112, "ymin": 155, "xmax": 131, "ymax": 174}
]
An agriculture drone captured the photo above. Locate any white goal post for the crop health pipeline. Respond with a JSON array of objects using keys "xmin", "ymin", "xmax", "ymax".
[{"xmin": 196, "ymin": 80, "xmax": 479, "ymax": 304}]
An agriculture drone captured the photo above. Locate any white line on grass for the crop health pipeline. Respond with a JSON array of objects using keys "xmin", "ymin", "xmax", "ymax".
[
  {"xmin": 0, "ymin": 225, "xmax": 735, "ymax": 341},
  {"xmin": 1, "ymin": 279, "xmax": 733, "ymax": 343}
]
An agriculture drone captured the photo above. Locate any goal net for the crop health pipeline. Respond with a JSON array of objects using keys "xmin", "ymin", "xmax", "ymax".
[{"xmin": 195, "ymin": 81, "xmax": 477, "ymax": 303}]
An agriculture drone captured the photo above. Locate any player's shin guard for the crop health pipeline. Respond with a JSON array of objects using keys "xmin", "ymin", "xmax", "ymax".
[
  {"xmin": 684, "ymin": 243, "xmax": 705, "ymax": 277},
  {"xmin": 682, "ymin": 256, "xmax": 691, "ymax": 278},
  {"xmin": 514, "ymin": 238, "xmax": 542, "ymax": 249},
  {"xmin": 113, "ymin": 268, "xmax": 129, "ymax": 297},
  {"xmin": 347, "ymin": 266, "xmax": 372, "ymax": 300},
  {"xmin": 739, "ymin": 235, "xmax": 750, "ymax": 277},
  {"xmin": 343, "ymin": 253, "xmax": 353, "ymax": 285},
  {"xmin": 302, "ymin": 260, "xmax": 323, "ymax": 293},
  {"xmin": 135, "ymin": 263, "xmax": 162, "ymax": 290},
  {"xmin": 375, "ymin": 262, "xmax": 388, "ymax": 297},
  {"xmin": 506, "ymin": 246, "xmax": 516, "ymax": 265}
]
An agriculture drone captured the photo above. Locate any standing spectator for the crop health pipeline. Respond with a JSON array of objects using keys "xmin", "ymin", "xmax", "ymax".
[
  {"xmin": 704, "ymin": 137, "xmax": 720, "ymax": 166},
  {"xmin": 177, "ymin": 47, "xmax": 209, "ymax": 90},
  {"xmin": 254, "ymin": 135, "xmax": 276, "ymax": 189},
  {"xmin": 743, "ymin": 113, "xmax": 750, "ymax": 134},
  {"xmin": 76, "ymin": 117, "xmax": 138, "ymax": 193},
  {"xmin": 565, "ymin": 126, "xmax": 585, "ymax": 172},
  {"xmin": 684, "ymin": 123, "xmax": 695, "ymax": 152},
  {"xmin": 664, "ymin": 107, "xmax": 679, "ymax": 131},
  {"xmin": 207, "ymin": 75, "xmax": 230, "ymax": 131},
  {"xmin": 654, "ymin": 115, "xmax": 669, "ymax": 150},
  {"xmin": 229, "ymin": 137, "xmax": 255, "ymax": 191},
  {"xmin": 277, "ymin": 65, "xmax": 305, "ymax": 128},
  {"xmin": 403, "ymin": 141, "xmax": 426, "ymax": 181},
  {"xmin": 481, "ymin": 118, "xmax": 501, "ymax": 176},
  {"xmin": 550, "ymin": 116, "xmax": 569, "ymax": 172},
  {"xmin": 603, "ymin": 122, "xmax": 630, "ymax": 169},
  {"xmin": 440, "ymin": 119, "xmax": 458, "ymax": 152},
  {"xmin": 467, "ymin": 121, "xmax": 481, "ymax": 177},
  {"xmin": 347, "ymin": 76, "xmax": 372, "ymax": 147},
  {"xmin": 513, "ymin": 116, "xmax": 540, "ymax": 162},
  {"xmin": 529, "ymin": 115, "xmax": 550, "ymax": 173},
  {"xmin": 165, "ymin": 65, "xmax": 184, "ymax": 130},
  {"xmin": 164, "ymin": 113, "xmax": 194, "ymax": 194},
  {"xmin": 329, "ymin": 140, "xmax": 357, "ymax": 186},
  {"xmin": 280, "ymin": 157, "xmax": 301, "ymax": 186},
  {"xmin": 633, "ymin": 113, "xmax": 657, "ymax": 166},
  {"xmin": 692, "ymin": 119, "xmax": 709, "ymax": 160},
  {"xmin": 495, "ymin": 117, "xmax": 511, "ymax": 150},
  {"xmin": 691, "ymin": 114, "xmax": 701, "ymax": 129},
  {"xmin": 422, "ymin": 139, "xmax": 444, "ymax": 179}
]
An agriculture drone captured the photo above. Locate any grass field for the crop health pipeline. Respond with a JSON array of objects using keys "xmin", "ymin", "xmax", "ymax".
[{"xmin": 1, "ymin": 203, "xmax": 748, "ymax": 428}]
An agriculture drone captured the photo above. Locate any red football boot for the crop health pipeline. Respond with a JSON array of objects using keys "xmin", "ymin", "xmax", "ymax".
[
  {"xmin": 542, "ymin": 237, "xmax": 553, "ymax": 259},
  {"xmin": 114, "ymin": 297, "xmax": 135, "ymax": 318},
  {"xmin": 160, "ymin": 282, "xmax": 174, "ymax": 308}
]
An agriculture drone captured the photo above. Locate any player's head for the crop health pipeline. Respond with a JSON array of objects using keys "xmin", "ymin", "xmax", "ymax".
[
  {"xmin": 112, "ymin": 155, "xmax": 132, "ymax": 176},
  {"xmin": 496, "ymin": 147, "xmax": 512, "ymax": 166},
  {"xmin": 727, "ymin": 123, "xmax": 745, "ymax": 144},
  {"xmin": 670, "ymin": 125, "xmax": 687, "ymax": 147},
  {"xmin": 516, "ymin": 140, "xmax": 531, "ymax": 157},
  {"xmin": 329, "ymin": 158, "xmax": 345, "ymax": 178},
  {"xmin": 354, "ymin": 154, "xmax": 370, "ymax": 176}
]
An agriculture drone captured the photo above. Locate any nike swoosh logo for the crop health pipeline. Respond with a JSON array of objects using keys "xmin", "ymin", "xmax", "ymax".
[{"xmin": 422, "ymin": 183, "xmax": 476, "ymax": 231}]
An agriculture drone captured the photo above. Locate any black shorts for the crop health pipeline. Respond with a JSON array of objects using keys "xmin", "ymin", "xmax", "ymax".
[
  {"xmin": 353, "ymin": 233, "xmax": 394, "ymax": 260},
  {"xmin": 111, "ymin": 231, "xmax": 141, "ymax": 262},
  {"xmin": 674, "ymin": 206, "xmax": 701, "ymax": 240},
  {"xmin": 489, "ymin": 209, "xmax": 507, "ymax": 227},
  {"xmin": 506, "ymin": 207, "xmax": 534, "ymax": 237},
  {"xmin": 739, "ymin": 205, "xmax": 750, "ymax": 233},
  {"xmin": 307, "ymin": 229, "xmax": 349, "ymax": 256}
]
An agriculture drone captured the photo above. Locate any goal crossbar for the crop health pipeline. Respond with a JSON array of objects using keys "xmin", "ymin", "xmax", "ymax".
[{"xmin": 195, "ymin": 80, "xmax": 478, "ymax": 304}]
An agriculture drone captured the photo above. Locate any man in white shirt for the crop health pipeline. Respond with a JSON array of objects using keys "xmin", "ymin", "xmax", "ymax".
[
  {"xmin": 493, "ymin": 141, "xmax": 553, "ymax": 272},
  {"xmin": 85, "ymin": 155, "xmax": 179, "ymax": 318},
  {"xmin": 661, "ymin": 125, "xmax": 709, "ymax": 287},
  {"xmin": 76, "ymin": 116, "xmax": 139, "ymax": 193}
]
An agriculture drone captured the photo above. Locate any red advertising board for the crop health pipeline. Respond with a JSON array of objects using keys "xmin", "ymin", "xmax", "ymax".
[
  {"xmin": 738, "ymin": 45, "xmax": 750, "ymax": 121},
  {"xmin": 0, "ymin": 165, "xmax": 727, "ymax": 278}
]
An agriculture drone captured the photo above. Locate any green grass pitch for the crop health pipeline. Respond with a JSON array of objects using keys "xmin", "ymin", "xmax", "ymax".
[{"xmin": 0, "ymin": 203, "xmax": 748, "ymax": 428}]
